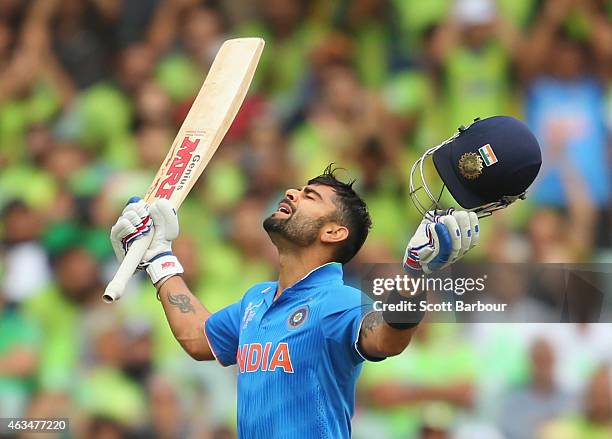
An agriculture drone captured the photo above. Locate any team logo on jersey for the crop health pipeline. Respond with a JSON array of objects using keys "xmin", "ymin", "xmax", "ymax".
[
  {"xmin": 287, "ymin": 305, "xmax": 309, "ymax": 329},
  {"xmin": 242, "ymin": 300, "xmax": 263, "ymax": 330}
]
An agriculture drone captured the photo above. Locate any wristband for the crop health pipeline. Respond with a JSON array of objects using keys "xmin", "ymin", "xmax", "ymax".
[
  {"xmin": 146, "ymin": 253, "xmax": 184, "ymax": 284},
  {"xmin": 382, "ymin": 289, "xmax": 426, "ymax": 330}
]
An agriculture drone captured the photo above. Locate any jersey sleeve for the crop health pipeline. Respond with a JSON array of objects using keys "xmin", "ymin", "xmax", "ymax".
[
  {"xmin": 204, "ymin": 301, "xmax": 241, "ymax": 366},
  {"xmin": 321, "ymin": 295, "xmax": 385, "ymax": 366}
]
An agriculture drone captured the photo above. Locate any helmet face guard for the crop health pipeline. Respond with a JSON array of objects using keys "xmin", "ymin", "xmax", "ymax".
[
  {"xmin": 409, "ymin": 117, "xmax": 540, "ymax": 220},
  {"xmin": 409, "ymin": 136, "xmax": 456, "ymax": 221}
]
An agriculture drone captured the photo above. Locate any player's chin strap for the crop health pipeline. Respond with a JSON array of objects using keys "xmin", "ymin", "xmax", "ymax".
[{"xmin": 408, "ymin": 133, "xmax": 527, "ymax": 220}]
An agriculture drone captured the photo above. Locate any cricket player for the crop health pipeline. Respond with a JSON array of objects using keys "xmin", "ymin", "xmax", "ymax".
[{"xmin": 110, "ymin": 116, "xmax": 541, "ymax": 438}]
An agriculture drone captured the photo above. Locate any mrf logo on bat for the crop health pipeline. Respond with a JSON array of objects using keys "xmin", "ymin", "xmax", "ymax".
[{"xmin": 154, "ymin": 135, "xmax": 202, "ymax": 199}]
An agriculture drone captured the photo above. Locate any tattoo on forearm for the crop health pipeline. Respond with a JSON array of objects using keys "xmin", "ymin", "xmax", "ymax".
[
  {"xmin": 167, "ymin": 293, "xmax": 195, "ymax": 314},
  {"xmin": 362, "ymin": 312, "xmax": 384, "ymax": 336}
]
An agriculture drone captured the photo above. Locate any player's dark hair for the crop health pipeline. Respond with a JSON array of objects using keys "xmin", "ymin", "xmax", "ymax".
[{"xmin": 308, "ymin": 164, "xmax": 372, "ymax": 264}]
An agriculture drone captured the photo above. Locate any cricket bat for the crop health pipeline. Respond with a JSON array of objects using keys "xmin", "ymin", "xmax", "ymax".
[{"xmin": 103, "ymin": 37, "xmax": 265, "ymax": 303}]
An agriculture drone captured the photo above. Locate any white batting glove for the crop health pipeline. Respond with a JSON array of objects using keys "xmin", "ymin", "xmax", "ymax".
[
  {"xmin": 403, "ymin": 209, "xmax": 479, "ymax": 273},
  {"xmin": 110, "ymin": 197, "xmax": 183, "ymax": 284}
]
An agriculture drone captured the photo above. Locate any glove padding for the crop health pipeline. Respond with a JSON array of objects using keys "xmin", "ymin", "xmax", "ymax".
[
  {"xmin": 404, "ymin": 209, "xmax": 479, "ymax": 274},
  {"xmin": 110, "ymin": 197, "xmax": 183, "ymax": 284}
]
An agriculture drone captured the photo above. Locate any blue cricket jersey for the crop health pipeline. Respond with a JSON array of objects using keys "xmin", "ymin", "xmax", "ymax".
[{"xmin": 204, "ymin": 262, "xmax": 378, "ymax": 438}]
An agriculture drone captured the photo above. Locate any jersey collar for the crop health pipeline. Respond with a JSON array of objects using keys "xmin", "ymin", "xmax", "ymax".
[{"xmin": 285, "ymin": 262, "xmax": 344, "ymax": 292}]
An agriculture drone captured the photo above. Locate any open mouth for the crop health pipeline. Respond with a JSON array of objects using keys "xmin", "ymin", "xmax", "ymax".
[{"xmin": 276, "ymin": 201, "xmax": 293, "ymax": 216}]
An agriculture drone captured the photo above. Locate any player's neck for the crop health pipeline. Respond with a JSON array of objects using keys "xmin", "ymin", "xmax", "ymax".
[{"xmin": 276, "ymin": 249, "xmax": 329, "ymax": 299}]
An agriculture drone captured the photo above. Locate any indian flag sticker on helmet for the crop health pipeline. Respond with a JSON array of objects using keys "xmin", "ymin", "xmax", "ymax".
[{"xmin": 478, "ymin": 144, "xmax": 498, "ymax": 166}]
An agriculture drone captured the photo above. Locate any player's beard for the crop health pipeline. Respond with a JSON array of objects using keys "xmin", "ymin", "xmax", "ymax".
[{"xmin": 263, "ymin": 211, "xmax": 328, "ymax": 247}]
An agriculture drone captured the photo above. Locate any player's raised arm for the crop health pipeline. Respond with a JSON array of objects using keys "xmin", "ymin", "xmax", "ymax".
[
  {"xmin": 358, "ymin": 209, "xmax": 480, "ymax": 358},
  {"xmin": 357, "ymin": 308, "xmax": 419, "ymax": 359},
  {"xmin": 110, "ymin": 198, "xmax": 215, "ymax": 361},
  {"xmin": 155, "ymin": 276, "xmax": 213, "ymax": 361}
]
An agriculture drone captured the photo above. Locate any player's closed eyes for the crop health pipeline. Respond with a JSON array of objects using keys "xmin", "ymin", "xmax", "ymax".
[{"xmin": 303, "ymin": 187, "xmax": 322, "ymax": 200}]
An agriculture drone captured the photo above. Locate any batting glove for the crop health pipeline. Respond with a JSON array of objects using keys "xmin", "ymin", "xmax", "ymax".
[
  {"xmin": 403, "ymin": 209, "xmax": 479, "ymax": 273},
  {"xmin": 110, "ymin": 197, "xmax": 183, "ymax": 284}
]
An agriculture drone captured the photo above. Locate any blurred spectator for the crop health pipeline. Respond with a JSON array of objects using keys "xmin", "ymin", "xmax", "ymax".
[
  {"xmin": 429, "ymin": 0, "xmax": 521, "ymax": 131},
  {"xmin": 354, "ymin": 138, "xmax": 413, "ymax": 254},
  {"xmin": 0, "ymin": 124, "xmax": 59, "ymax": 212},
  {"xmin": 116, "ymin": 43, "xmax": 158, "ymax": 97},
  {"xmin": 240, "ymin": 110, "xmax": 292, "ymax": 199},
  {"xmin": 42, "ymin": 143, "xmax": 89, "ymax": 186},
  {"xmin": 1, "ymin": 200, "xmax": 50, "ymax": 302},
  {"xmin": 50, "ymin": 0, "xmax": 119, "ymax": 89},
  {"xmin": 143, "ymin": 375, "xmax": 189, "ymax": 439},
  {"xmin": 23, "ymin": 246, "xmax": 103, "ymax": 391},
  {"xmin": 498, "ymin": 338, "xmax": 573, "ymax": 439},
  {"xmin": 238, "ymin": 0, "xmax": 329, "ymax": 109},
  {"xmin": 380, "ymin": 20, "xmax": 442, "ymax": 151},
  {"xmin": 290, "ymin": 61, "xmax": 389, "ymax": 181},
  {"xmin": 135, "ymin": 82, "xmax": 173, "ymax": 128},
  {"xmin": 527, "ymin": 138, "xmax": 597, "ymax": 261},
  {"xmin": 525, "ymin": 0, "xmax": 611, "ymax": 209},
  {"xmin": 531, "ymin": 324, "xmax": 612, "ymax": 395},
  {"xmin": 540, "ymin": 365, "xmax": 612, "ymax": 439},
  {"xmin": 122, "ymin": 320, "xmax": 155, "ymax": 386},
  {"xmin": 64, "ymin": 42, "xmax": 159, "ymax": 152},
  {"xmin": 150, "ymin": 3, "xmax": 226, "ymax": 102},
  {"xmin": 74, "ymin": 311, "xmax": 148, "ymax": 434},
  {"xmin": 334, "ymin": 0, "xmax": 397, "ymax": 89},
  {"xmin": 0, "ymin": 294, "xmax": 39, "ymax": 418},
  {"xmin": 0, "ymin": 23, "xmax": 73, "ymax": 160},
  {"xmin": 115, "ymin": 0, "xmax": 159, "ymax": 49}
]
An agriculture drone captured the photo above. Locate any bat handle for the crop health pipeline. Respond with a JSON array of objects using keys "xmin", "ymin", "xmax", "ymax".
[{"xmin": 103, "ymin": 230, "xmax": 155, "ymax": 303}]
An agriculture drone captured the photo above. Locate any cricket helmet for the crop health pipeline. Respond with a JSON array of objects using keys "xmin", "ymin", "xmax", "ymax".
[{"xmin": 409, "ymin": 116, "xmax": 542, "ymax": 218}]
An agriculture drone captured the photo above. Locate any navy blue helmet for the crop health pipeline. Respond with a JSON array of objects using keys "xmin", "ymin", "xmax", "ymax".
[{"xmin": 409, "ymin": 116, "xmax": 542, "ymax": 217}]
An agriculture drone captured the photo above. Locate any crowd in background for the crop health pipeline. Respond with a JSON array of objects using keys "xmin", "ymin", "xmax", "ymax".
[{"xmin": 0, "ymin": 0, "xmax": 611, "ymax": 438}]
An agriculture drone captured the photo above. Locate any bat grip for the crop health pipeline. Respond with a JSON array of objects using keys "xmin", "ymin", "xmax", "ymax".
[{"xmin": 103, "ymin": 230, "xmax": 155, "ymax": 303}]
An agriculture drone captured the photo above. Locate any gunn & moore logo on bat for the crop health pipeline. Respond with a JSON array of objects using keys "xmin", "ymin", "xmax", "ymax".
[{"xmin": 155, "ymin": 136, "xmax": 202, "ymax": 199}]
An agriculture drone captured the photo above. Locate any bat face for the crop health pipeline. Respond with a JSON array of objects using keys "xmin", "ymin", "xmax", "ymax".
[{"xmin": 144, "ymin": 38, "xmax": 265, "ymax": 208}]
